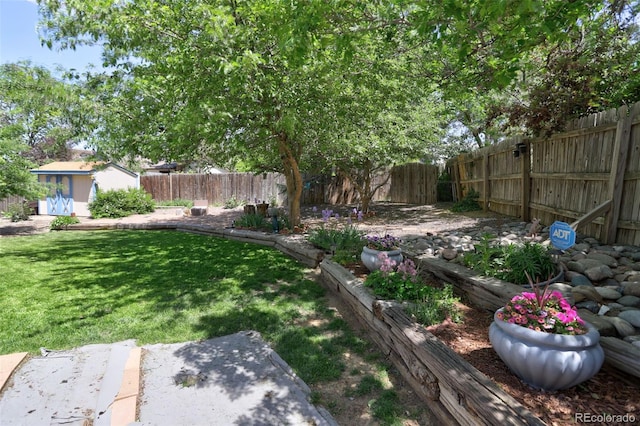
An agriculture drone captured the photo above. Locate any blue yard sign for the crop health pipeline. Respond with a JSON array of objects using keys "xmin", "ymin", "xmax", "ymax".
[{"xmin": 550, "ymin": 221, "xmax": 576, "ymax": 250}]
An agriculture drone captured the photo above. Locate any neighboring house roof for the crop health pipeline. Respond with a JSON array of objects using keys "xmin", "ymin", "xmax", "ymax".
[{"xmin": 31, "ymin": 161, "xmax": 138, "ymax": 177}]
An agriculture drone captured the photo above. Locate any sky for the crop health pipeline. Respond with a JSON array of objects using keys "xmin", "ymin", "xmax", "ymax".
[{"xmin": 0, "ymin": 0, "xmax": 104, "ymax": 74}]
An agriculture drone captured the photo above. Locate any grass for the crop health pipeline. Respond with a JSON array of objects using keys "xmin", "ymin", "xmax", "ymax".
[{"xmin": 0, "ymin": 230, "xmax": 429, "ymax": 424}]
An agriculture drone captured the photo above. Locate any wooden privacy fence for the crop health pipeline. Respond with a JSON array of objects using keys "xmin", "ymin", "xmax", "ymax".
[
  {"xmin": 142, "ymin": 162, "xmax": 439, "ymax": 208},
  {"xmin": 0, "ymin": 196, "xmax": 27, "ymax": 213},
  {"xmin": 302, "ymin": 163, "xmax": 439, "ymax": 206},
  {"xmin": 140, "ymin": 173, "xmax": 288, "ymax": 206},
  {"xmin": 447, "ymin": 101, "xmax": 640, "ymax": 245}
]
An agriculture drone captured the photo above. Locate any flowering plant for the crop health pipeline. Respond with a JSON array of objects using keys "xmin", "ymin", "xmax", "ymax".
[
  {"xmin": 364, "ymin": 252, "xmax": 422, "ymax": 300},
  {"xmin": 365, "ymin": 234, "xmax": 401, "ymax": 251},
  {"xmin": 497, "ymin": 273, "xmax": 587, "ymax": 335}
]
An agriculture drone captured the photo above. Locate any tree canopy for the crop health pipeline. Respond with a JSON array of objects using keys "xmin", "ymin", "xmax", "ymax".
[
  {"xmin": 33, "ymin": 0, "xmax": 640, "ymax": 217},
  {"xmin": 0, "ymin": 62, "xmax": 95, "ymax": 198}
]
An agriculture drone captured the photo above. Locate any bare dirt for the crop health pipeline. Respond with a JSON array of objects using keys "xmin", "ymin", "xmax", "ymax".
[{"xmin": 3, "ymin": 202, "xmax": 639, "ymax": 425}]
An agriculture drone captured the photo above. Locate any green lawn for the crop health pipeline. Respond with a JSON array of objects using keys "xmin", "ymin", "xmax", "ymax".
[
  {"xmin": 0, "ymin": 230, "xmax": 435, "ymax": 424},
  {"xmin": 0, "ymin": 230, "xmax": 365, "ymax": 382}
]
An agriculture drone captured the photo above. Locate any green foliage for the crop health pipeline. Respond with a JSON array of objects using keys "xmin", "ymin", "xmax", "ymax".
[
  {"xmin": 450, "ymin": 188, "xmax": 481, "ymax": 212},
  {"xmin": 88, "ymin": 188, "xmax": 155, "ymax": 219},
  {"xmin": 223, "ymin": 196, "xmax": 243, "ymax": 209},
  {"xmin": 234, "ymin": 213, "xmax": 270, "ymax": 230},
  {"xmin": 462, "ymin": 236, "xmax": 557, "ymax": 285},
  {"xmin": 0, "ymin": 62, "xmax": 96, "ymax": 165},
  {"xmin": 365, "ymin": 269, "xmax": 422, "ymax": 302},
  {"xmin": 308, "ymin": 224, "xmax": 365, "ymax": 252},
  {"xmin": 0, "ymin": 139, "xmax": 44, "ymax": 200},
  {"xmin": 406, "ymin": 284, "xmax": 463, "ymax": 327},
  {"xmin": 307, "ymin": 224, "xmax": 365, "ymax": 265},
  {"xmin": 50, "ymin": 215, "xmax": 80, "ymax": 230},
  {"xmin": 2, "ymin": 202, "xmax": 33, "ymax": 222},
  {"xmin": 155, "ymin": 199, "xmax": 193, "ymax": 208},
  {"xmin": 368, "ymin": 389, "xmax": 401, "ymax": 423}
]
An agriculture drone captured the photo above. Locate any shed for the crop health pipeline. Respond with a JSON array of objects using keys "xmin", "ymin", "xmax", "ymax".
[{"xmin": 31, "ymin": 161, "xmax": 140, "ymax": 217}]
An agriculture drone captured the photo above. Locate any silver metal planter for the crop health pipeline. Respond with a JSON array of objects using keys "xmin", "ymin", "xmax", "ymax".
[{"xmin": 489, "ymin": 308, "xmax": 604, "ymax": 391}]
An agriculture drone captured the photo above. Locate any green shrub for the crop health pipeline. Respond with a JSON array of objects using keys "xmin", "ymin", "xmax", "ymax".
[
  {"xmin": 450, "ymin": 188, "xmax": 481, "ymax": 212},
  {"xmin": 224, "ymin": 196, "xmax": 243, "ymax": 209},
  {"xmin": 234, "ymin": 213, "xmax": 270, "ymax": 230},
  {"xmin": 462, "ymin": 236, "xmax": 557, "ymax": 285},
  {"xmin": 88, "ymin": 188, "xmax": 155, "ymax": 219},
  {"xmin": 307, "ymin": 224, "xmax": 365, "ymax": 265},
  {"xmin": 363, "ymin": 255, "xmax": 462, "ymax": 326},
  {"xmin": 406, "ymin": 284, "xmax": 463, "ymax": 326},
  {"xmin": 50, "ymin": 215, "xmax": 80, "ymax": 230},
  {"xmin": 2, "ymin": 203, "xmax": 33, "ymax": 222},
  {"xmin": 364, "ymin": 257, "xmax": 426, "ymax": 301}
]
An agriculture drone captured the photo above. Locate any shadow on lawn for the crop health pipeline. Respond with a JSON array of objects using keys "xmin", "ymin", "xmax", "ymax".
[{"xmin": 3, "ymin": 230, "xmax": 320, "ymax": 350}]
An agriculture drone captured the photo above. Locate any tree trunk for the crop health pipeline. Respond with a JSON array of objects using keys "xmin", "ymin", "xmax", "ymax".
[{"xmin": 278, "ymin": 132, "xmax": 302, "ymax": 228}]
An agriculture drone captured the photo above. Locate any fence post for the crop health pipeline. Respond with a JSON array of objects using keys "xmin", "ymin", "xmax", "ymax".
[
  {"xmin": 521, "ymin": 140, "xmax": 531, "ymax": 222},
  {"xmin": 482, "ymin": 152, "xmax": 489, "ymax": 211},
  {"xmin": 603, "ymin": 104, "xmax": 635, "ymax": 244}
]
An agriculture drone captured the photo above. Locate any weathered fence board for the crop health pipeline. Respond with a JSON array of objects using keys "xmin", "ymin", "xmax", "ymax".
[
  {"xmin": 141, "ymin": 173, "xmax": 287, "ymax": 206},
  {"xmin": 448, "ymin": 101, "xmax": 640, "ymax": 245},
  {"xmin": 0, "ymin": 196, "xmax": 26, "ymax": 213},
  {"xmin": 141, "ymin": 163, "xmax": 439, "ymax": 208}
]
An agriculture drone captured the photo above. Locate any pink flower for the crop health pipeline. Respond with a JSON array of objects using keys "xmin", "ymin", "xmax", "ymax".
[{"xmin": 499, "ymin": 289, "xmax": 588, "ymax": 335}]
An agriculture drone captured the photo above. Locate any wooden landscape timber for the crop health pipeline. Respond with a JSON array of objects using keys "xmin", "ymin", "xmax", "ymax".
[{"xmin": 319, "ymin": 259, "xmax": 544, "ymax": 426}]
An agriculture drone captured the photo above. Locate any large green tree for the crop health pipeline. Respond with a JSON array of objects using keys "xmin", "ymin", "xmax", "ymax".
[
  {"xmin": 37, "ymin": 0, "xmax": 613, "ymax": 220},
  {"xmin": 0, "ymin": 62, "xmax": 93, "ymax": 165},
  {"xmin": 0, "ymin": 62, "xmax": 94, "ymax": 199},
  {"xmin": 0, "ymin": 138, "xmax": 43, "ymax": 200},
  {"xmin": 491, "ymin": 1, "xmax": 640, "ymax": 136}
]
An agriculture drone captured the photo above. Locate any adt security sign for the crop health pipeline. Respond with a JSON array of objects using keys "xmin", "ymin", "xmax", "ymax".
[{"xmin": 550, "ymin": 221, "xmax": 576, "ymax": 250}]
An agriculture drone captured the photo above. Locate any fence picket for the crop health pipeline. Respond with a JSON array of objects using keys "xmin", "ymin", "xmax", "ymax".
[{"xmin": 447, "ymin": 100, "xmax": 640, "ymax": 245}]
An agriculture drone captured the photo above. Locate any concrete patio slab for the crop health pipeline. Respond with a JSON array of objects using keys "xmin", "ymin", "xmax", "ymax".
[{"xmin": 0, "ymin": 332, "xmax": 336, "ymax": 426}]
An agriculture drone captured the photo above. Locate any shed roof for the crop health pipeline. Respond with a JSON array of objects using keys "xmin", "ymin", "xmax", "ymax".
[{"xmin": 31, "ymin": 161, "xmax": 137, "ymax": 177}]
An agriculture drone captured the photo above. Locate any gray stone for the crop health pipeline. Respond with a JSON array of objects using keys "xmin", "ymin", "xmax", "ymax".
[
  {"xmin": 584, "ymin": 265, "xmax": 614, "ymax": 282},
  {"xmin": 567, "ymin": 260, "xmax": 586, "ymax": 273},
  {"xmin": 572, "ymin": 286, "xmax": 603, "ymax": 303},
  {"xmin": 578, "ymin": 309, "xmax": 616, "ymax": 336},
  {"xmin": 576, "ymin": 300, "xmax": 600, "ymax": 313},
  {"xmin": 627, "ymin": 272, "xmax": 640, "ymax": 282},
  {"xmin": 578, "ymin": 259, "xmax": 604, "ymax": 269},
  {"xmin": 617, "ymin": 295, "xmax": 640, "ymax": 308},
  {"xmin": 602, "ymin": 278, "xmax": 622, "ymax": 288},
  {"xmin": 624, "ymin": 335, "xmax": 640, "ymax": 344},
  {"xmin": 570, "ymin": 274, "xmax": 593, "ymax": 287},
  {"xmin": 594, "ymin": 287, "xmax": 623, "ymax": 300},
  {"xmin": 573, "ymin": 243, "xmax": 591, "ymax": 252},
  {"xmin": 412, "ymin": 240, "xmax": 433, "ymax": 251},
  {"xmin": 622, "ymin": 282, "xmax": 640, "ymax": 297},
  {"xmin": 603, "ymin": 316, "xmax": 637, "ymax": 338},
  {"xmin": 587, "ymin": 252, "xmax": 618, "ymax": 266},
  {"xmin": 441, "ymin": 248, "xmax": 458, "ymax": 260},
  {"xmin": 618, "ymin": 310, "xmax": 640, "ymax": 327},
  {"xmin": 619, "ymin": 257, "xmax": 635, "ymax": 267}
]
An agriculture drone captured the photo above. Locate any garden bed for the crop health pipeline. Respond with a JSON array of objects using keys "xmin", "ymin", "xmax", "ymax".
[{"xmin": 330, "ymin": 258, "xmax": 640, "ymax": 426}]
